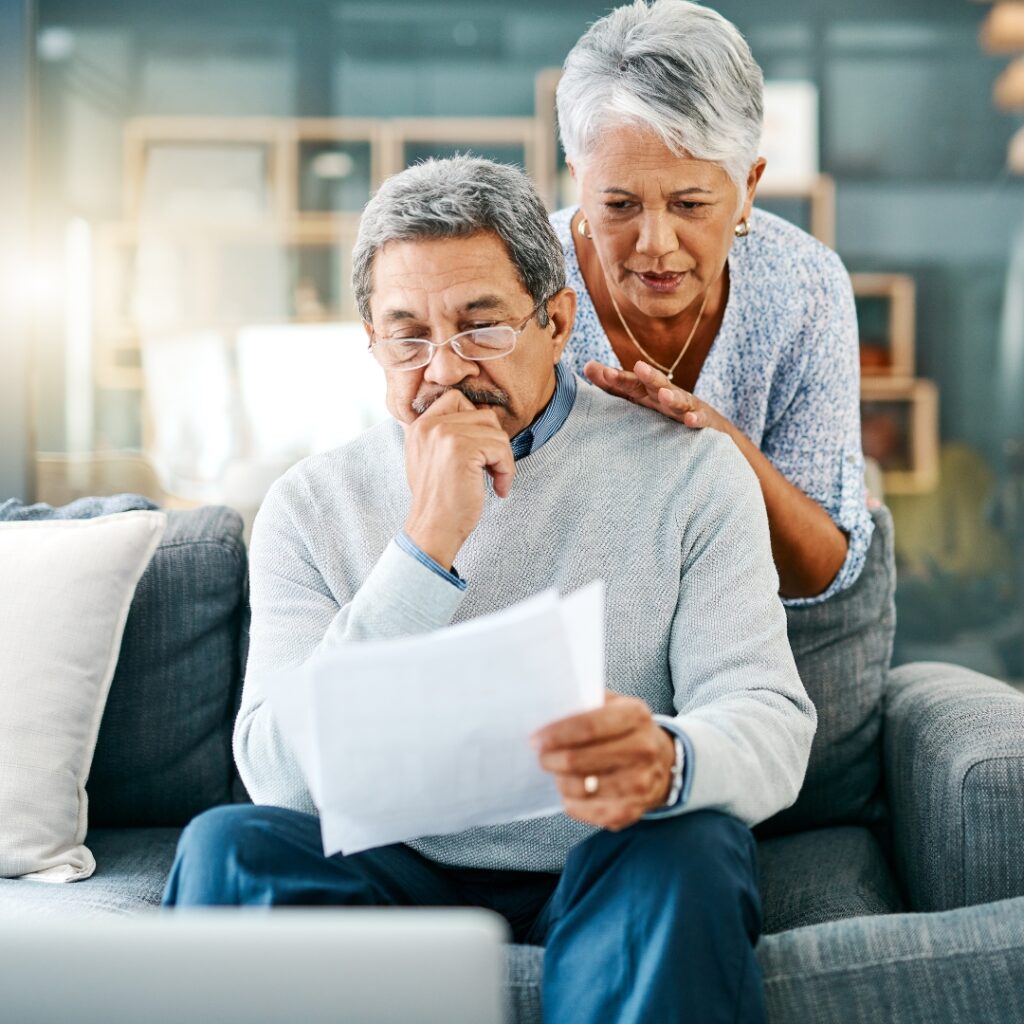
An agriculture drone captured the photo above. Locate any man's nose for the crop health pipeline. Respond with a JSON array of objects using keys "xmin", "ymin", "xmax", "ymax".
[{"xmin": 422, "ymin": 341, "xmax": 479, "ymax": 386}]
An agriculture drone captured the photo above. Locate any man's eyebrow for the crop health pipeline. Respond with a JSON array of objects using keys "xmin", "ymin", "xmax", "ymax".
[
  {"xmin": 381, "ymin": 308, "xmax": 421, "ymax": 324},
  {"xmin": 601, "ymin": 186, "xmax": 714, "ymax": 197},
  {"xmin": 462, "ymin": 295, "xmax": 510, "ymax": 314},
  {"xmin": 379, "ymin": 296, "xmax": 511, "ymax": 323}
]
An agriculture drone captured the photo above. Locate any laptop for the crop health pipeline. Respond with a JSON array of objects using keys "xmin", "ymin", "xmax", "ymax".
[{"xmin": 0, "ymin": 908, "xmax": 508, "ymax": 1024}]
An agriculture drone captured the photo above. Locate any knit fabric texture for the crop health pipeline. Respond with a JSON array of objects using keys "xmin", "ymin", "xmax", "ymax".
[
  {"xmin": 550, "ymin": 205, "xmax": 873, "ymax": 607},
  {"xmin": 237, "ymin": 379, "xmax": 816, "ymax": 871}
]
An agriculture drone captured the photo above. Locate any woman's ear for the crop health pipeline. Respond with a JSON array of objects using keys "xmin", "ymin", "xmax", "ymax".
[
  {"xmin": 547, "ymin": 287, "xmax": 578, "ymax": 363},
  {"xmin": 741, "ymin": 158, "xmax": 767, "ymax": 221}
]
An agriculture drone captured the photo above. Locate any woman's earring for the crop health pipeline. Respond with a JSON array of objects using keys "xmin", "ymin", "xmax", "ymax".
[
  {"xmin": 734, "ymin": 219, "xmax": 750, "ymax": 238},
  {"xmin": 577, "ymin": 216, "xmax": 592, "ymax": 240}
]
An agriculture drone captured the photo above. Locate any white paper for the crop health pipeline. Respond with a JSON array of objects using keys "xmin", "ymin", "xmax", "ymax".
[{"xmin": 265, "ymin": 581, "xmax": 605, "ymax": 856}]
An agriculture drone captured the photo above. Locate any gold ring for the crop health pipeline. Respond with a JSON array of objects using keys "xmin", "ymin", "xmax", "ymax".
[{"xmin": 583, "ymin": 774, "xmax": 600, "ymax": 797}]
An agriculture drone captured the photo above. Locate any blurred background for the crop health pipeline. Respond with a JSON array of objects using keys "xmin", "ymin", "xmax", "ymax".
[{"xmin": 1, "ymin": 0, "xmax": 1023, "ymax": 681}]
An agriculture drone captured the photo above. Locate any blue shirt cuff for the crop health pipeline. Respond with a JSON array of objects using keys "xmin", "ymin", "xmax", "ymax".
[
  {"xmin": 394, "ymin": 532, "xmax": 468, "ymax": 592},
  {"xmin": 642, "ymin": 715, "xmax": 695, "ymax": 819}
]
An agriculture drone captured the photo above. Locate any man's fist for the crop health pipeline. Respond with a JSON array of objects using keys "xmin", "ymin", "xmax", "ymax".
[{"xmin": 403, "ymin": 388, "xmax": 515, "ymax": 570}]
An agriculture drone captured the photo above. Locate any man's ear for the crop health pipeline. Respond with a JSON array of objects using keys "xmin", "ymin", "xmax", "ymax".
[
  {"xmin": 546, "ymin": 287, "xmax": 578, "ymax": 363},
  {"xmin": 362, "ymin": 319, "xmax": 373, "ymax": 343}
]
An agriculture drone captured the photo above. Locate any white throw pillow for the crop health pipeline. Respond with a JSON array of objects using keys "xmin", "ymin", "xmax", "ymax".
[{"xmin": 0, "ymin": 511, "xmax": 166, "ymax": 882}]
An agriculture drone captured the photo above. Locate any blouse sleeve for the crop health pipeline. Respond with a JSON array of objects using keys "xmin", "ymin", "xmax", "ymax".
[{"xmin": 760, "ymin": 247, "xmax": 874, "ymax": 607}]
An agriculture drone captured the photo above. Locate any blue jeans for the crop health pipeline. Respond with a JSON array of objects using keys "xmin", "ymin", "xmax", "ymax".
[{"xmin": 163, "ymin": 806, "xmax": 765, "ymax": 1023}]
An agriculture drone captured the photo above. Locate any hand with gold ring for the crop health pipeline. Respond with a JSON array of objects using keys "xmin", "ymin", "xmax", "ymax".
[{"xmin": 531, "ymin": 690, "xmax": 676, "ymax": 831}]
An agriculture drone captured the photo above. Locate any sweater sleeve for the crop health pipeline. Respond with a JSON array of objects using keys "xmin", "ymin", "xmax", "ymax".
[
  {"xmin": 667, "ymin": 436, "xmax": 817, "ymax": 827},
  {"xmin": 234, "ymin": 474, "xmax": 466, "ymax": 812},
  {"xmin": 762, "ymin": 247, "xmax": 874, "ymax": 606}
]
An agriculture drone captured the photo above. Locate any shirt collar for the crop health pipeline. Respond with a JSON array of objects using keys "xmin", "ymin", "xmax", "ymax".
[{"xmin": 509, "ymin": 361, "xmax": 577, "ymax": 461}]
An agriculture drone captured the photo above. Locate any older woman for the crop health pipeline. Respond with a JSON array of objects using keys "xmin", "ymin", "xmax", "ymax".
[{"xmin": 553, "ymin": 0, "xmax": 871, "ymax": 603}]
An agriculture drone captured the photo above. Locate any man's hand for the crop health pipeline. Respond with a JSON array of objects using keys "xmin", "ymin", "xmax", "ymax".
[
  {"xmin": 532, "ymin": 691, "xmax": 676, "ymax": 831},
  {"xmin": 403, "ymin": 388, "xmax": 515, "ymax": 571}
]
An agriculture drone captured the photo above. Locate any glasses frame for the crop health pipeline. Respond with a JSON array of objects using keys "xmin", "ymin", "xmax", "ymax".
[{"xmin": 369, "ymin": 301, "xmax": 547, "ymax": 372}]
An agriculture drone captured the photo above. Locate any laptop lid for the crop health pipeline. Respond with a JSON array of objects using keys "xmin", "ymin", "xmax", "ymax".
[{"xmin": 0, "ymin": 908, "xmax": 508, "ymax": 1024}]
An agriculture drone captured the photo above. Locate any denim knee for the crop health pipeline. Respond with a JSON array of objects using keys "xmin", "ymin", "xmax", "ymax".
[
  {"xmin": 176, "ymin": 804, "xmax": 268, "ymax": 865},
  {"xmin": 566, "ymin": 809, "xmax": 758, "ymax": 900}
]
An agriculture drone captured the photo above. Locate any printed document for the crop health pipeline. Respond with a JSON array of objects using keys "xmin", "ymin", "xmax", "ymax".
[{"xmin": 264, "ymin": 582, "xmax": 605, "ymax": 855}]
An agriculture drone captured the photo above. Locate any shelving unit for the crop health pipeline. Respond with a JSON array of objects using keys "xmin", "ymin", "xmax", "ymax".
[{"xmin": 95, "ymin": 70, "xmax": 939, "ymax": 496}]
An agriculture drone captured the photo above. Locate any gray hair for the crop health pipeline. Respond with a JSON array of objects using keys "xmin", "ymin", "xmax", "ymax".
[
  {"xmin": 352, "ymin": 156, "xmax": 566, "ymax": 325},
  {"xmin": 557, "ymin": 0, "xmax": 763, "ymax": 194}
]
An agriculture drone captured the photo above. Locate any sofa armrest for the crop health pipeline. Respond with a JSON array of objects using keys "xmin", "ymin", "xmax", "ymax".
[{"xmin": 884, "ymin": 662, "xmax": 1024, "ymax": 912}]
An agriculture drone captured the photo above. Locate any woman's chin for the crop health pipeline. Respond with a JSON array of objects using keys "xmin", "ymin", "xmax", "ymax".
[{"xmin": 625, "ymin": 287, "xmax": 695, "ymax": 321}]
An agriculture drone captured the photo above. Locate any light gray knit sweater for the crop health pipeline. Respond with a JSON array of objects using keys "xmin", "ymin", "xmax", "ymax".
[{"xmin": 237, "ymin": 377, "xmax": 816, "ymax": 872}]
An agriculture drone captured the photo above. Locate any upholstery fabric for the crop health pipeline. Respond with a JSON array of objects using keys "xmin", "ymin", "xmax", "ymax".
[
  {"xmin": 759, "ymin": 895, "xmax": 1024, "ymax": 1024},
  {"xmin": 884, "ymin": 662, "xmax": 1024, "ymax": 912},
  {"xmin": 88, "ymin": 507, "xmax": 248, "ymax": 827},
  {"xmin": 0, "ymin": 494, "xmax": 158, "ymax": 520},
  {"xmin": 0, "ymin": 829, "xmax": 181, "ymax": 917},
  {"xmin": 0, "ymin": 513, "xmax": 166, "ymax": 882},
  {"xmin": 759, "ymin": 507, "xmax": 896, "ymax": 836},
  {"xmin": 756, "ymin": 826, "xmax": 902, "ymax": 935},
  {"xmin": 505, "ymin": 897, "xmax": 1024, "ymax": 1024}
]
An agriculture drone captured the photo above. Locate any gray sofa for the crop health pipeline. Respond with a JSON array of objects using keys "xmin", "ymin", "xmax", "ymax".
[{"xmin": 2, "ymin": 503, "xmax": 1023, "ymax": 1023}]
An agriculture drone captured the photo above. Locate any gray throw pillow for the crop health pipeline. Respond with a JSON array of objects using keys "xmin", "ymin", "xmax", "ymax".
[
  {"xmin": 757, "ymin": 507, "xmax": 896, "ymax": 836},
  {"xmin": 87, "ymin": 506, "xmax": 248, "ymax": 826}
]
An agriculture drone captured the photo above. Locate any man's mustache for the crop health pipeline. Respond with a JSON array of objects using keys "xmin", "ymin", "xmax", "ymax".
[{"xmin": 412, "ymin": 383, "xmax": 511, "ymax": 415}]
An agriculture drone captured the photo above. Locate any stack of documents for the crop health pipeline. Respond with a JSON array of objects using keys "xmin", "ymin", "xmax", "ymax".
[{"xmin": 265, "ymin": 582, "xmax": 605, "ymax": 855}]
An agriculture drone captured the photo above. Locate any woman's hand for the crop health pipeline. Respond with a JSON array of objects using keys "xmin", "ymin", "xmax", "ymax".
[{"xmin": 584, "ymin": 359, "xmax": 730, "ymax": 434}]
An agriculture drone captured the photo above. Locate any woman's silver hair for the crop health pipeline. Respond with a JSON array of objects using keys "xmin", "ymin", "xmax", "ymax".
[
  {"xmin": 352, "ymin": 156, "xmax": 565, "ymax": 325},
  {"xmin": 557, "ymin": 0, "xmax": 763, "ymax": 194}
]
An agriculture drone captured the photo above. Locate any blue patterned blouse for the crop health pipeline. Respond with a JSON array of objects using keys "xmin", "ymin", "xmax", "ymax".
[{"xmin": 551, "ymin": 205, "xmax": 872, "ymax": 606}]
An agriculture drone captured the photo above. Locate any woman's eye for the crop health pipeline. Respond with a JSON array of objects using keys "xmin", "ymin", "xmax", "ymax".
[
  {"xmin": 604, "ymin": 200, "xmax": 633, "ymax": 211},
  {"xmin": 675, "ymin": 201, "xmax": 704, "ymax": 211}
]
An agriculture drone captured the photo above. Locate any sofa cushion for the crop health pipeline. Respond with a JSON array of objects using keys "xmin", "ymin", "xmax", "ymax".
[
  {"xmin": 502, "ymin": 824, "xmax": 903, "ymax": 1024},
  {"xmin": 87, "ymin": 507, "xmax": 248, "ymax": 826},
  {"xmin": 0, "ymin": 828, "xmax": 180, "ymax": 918},
  {"xmin": 0, "ymin": 512, "xmax": 166, "ymax": 882},
  {"xmin": 759, "ymin": 507, "xmax": 896, "ymax": 836},
  {"xmin": 759, "ymin": 895, "xmax": 1024, "ymax": 1024},
  {"xmin": 756, "ymin": 825, "xmax": 902, "ymax": 935}
]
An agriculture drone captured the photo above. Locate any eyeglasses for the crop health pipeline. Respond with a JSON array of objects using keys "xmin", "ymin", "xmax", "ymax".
[{"xmin": 370, "ymin": 302, "xmax": 545, "ymax": 372}]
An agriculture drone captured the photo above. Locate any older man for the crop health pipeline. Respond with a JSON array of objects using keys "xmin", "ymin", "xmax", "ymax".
[{"xmin": 164, "ymin": 156, "xmax": 815, "ymax": 1023}]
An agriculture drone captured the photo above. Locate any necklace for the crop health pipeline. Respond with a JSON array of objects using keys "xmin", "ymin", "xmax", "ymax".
[{"xmin": 606, "ymin": 283, "xmax": 709, "ymax": 383}]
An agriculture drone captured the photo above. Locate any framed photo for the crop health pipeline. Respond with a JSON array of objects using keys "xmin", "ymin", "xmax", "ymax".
[
  {"xmin": 851, "ymin": 273, "xmax": 916, "ymax": 378},
  {"xmin": 860, "ymin": 377, "xmax": 939, "ymax": 494}
]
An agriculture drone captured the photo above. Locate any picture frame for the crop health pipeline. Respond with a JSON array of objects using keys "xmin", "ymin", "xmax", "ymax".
[
  {"xmin": 860, "ymin": 377, "xmax": 939, "ymax": 494},
  {"xmin": 851, "ymin": 273, "xmax": 916, "ymax": 378}
]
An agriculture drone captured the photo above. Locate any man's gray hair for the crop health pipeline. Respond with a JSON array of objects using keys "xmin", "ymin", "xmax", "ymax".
[
  {"xmin": 352, "ymin": 156, "xmax": 566, "ymax": 325},
  {"xmin": 557, "ymin": 0, "xmax": 763, "ymax": 194}
]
